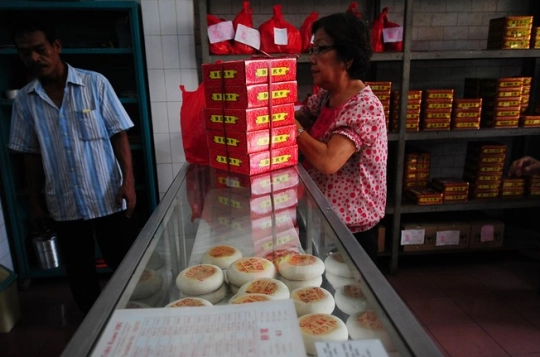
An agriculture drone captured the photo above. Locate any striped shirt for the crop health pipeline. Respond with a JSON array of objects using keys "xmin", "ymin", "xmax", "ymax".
[{"xmin": 8, "ymin": 64, "xmax": 134, "ymax": 221}]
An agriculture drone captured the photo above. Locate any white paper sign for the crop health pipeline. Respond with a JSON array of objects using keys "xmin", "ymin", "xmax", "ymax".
[
  {"xmin": 235, "ymin": 23, "xmax": 260, "ymax": 50},
  {"xmin": 480, "ymin": 225, "xmax": 495, "ymax": 242},
  {"xmin": 207, "ymin": 20, "xmax": 234, "ymax": 44},
  {"xmin": 436, "ymin": 230, "xmax": 460, "ymax": 246},
  {"xmin": 274, "ymin": 27, "xmax": 288, "ymax": 45},
  {"xmin": 315, "ymin": 339, "xmax": 390, "ymax": 357},
  {"xmin": 91, "ymin": 299, "xmax": 306, "ymax": 357},
  {"xmin": 401, "ymin": 229, "xmax": 425, "ymax": 245},
  {"xmin": 382, "ymin": 27, "xmax": 403, "ymax": 43}
]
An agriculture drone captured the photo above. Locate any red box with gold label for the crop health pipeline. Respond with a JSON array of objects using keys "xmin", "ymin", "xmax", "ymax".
[
  {"xmin": 451, "ymin": 120, "xmax": 480, "ymax": 130},
  {"xmin": 254, "ymin": 226, "xmax": 301, "ymax": 257},
  {"xmin": 202, "ymin": 57, "xmax": 297, "ymax": 87},
  {"xmin": 204, "ymin": 103, "xmax": 295, "ymax": 132},
  {"xmin": 210, "ymin": 166, "xmax": 299, "ymax": 197},
  {"xmin": 206, "ymin": 124, "xmax": 296, "ymax": 155},
  {"xmin": 405, "ymin": 187, "xmax": 443, "ymax": 205},
  {"xmin": 205, "ymin": 81, "xmax": 298, "ymax": 109},
  {"xmin": 205, "ymin": 186, "xmax": 298, "ymax": 219},
  {"xmin": 422, "ymin": 119, "xmax": 451, "ymax": 130},
  {"xmin": 519, "ymin": 115, "xmax": 540, "ymax": 127},
  {"xmin": 208, "ymin": 144, "xmax": 298, "ymax": 176}
]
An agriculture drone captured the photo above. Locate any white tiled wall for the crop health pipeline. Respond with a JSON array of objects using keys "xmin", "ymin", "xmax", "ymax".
[{"xmin": 0, "ymin": 198, "xmax": 14, "ymax": 271}]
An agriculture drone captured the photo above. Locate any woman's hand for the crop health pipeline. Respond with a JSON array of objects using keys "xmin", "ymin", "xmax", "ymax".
[{"xmin": 508, "ymin": 156, "xmax": 540, "ymax": 177}]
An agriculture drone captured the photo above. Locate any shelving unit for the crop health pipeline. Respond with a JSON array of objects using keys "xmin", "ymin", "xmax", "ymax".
[
  {"xmin": 195, "ymin": 0, "xmax": 540, "ymax": 274},
  {"xmin": 0, "ymin": 1, "xmax": 158, "ymax": 281}
]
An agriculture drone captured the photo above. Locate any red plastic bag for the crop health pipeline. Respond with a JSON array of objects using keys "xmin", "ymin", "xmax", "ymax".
[
  {"xmin": 232, "ymin": 1, "xmax": 256, "ymax": 55},
  {"xmin": 259, "ymin": 4, "xmax": 302, "ymax": 54},
  {"xmin": 207, "ymin": 14, "xmax": 234, "ymax": 55},
  {"xmin": 382, "ymin": 8, "xmax": 403, "ymax": 52},
  {"xmin": 180, "ymin": 83, "xmax": 209, "ymax": 165},
  {"xmin": 346, "ymin": 2, "xmax": 363, "ymax": 18},
  {"xmin": 371, "ymin": 8, "xmax": 386, "ymax": 52},
  {"xmin": 300, "ymin": 11, "xmax": 318, "ymax": 53}
]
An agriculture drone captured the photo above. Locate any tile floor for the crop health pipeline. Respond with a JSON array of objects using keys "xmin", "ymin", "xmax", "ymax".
[{"xmin": 0, "ymin": 250, "xmax": 539, "ymax": 357}]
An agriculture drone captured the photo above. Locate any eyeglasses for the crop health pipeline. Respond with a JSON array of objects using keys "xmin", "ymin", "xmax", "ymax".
[{"xmin": 308, "ymin": 45, "xmax": 335, "ymax": 56}]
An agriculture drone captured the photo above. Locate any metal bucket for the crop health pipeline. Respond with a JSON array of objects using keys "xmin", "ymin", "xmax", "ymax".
[{"xmin": 32, "ymin": 235, "xmax": 62, "ymax": 270}]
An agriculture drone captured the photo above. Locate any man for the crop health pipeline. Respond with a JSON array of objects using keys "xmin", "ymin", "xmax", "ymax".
[{"xmin": 9, "ymin": 16, "xmax": 137, "ymax": 314}]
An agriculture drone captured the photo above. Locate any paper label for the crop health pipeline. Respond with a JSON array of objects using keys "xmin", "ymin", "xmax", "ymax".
[
  {"xmin": 401, "ymin": 229, "xmax": 425, "ymax": 245},
  {"xmin": 207, "ymin": 20, "xmax": 234, "ymax": 44},
  {"xmin": 480, "ymin": 225, "xmax": 495, "ymax": 242},
  {"xmin": 235, "ymin": 23, "xmax": 260, "ymax": 50},
  {"xmin": 382, "ymin": 27, "xmax": 403, "ymax": 43},
  {"xmin": 274, "ymin": 28, "xmax": 288, "ymax": 45},
  {"xmin": 435, "ymin": 230, "xmax": 460, "ymax": 246},
  {"xmin": 316, "ymin": 340, "xmax": 389, "ymax": 357}
]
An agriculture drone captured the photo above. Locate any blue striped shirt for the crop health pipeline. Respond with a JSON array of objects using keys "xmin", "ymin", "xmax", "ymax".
[{"xmin": 8, "ymin": 64, "xmax": 134, "ymax": 221}]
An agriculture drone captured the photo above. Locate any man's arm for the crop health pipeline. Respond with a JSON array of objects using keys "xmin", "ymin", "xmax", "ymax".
[{"xmin": 110, "ymin": 131, "xmax": 136, "ymax": 218}]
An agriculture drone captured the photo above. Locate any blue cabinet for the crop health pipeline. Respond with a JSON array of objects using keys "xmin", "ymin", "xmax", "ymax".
[{"xmin": 0, "ymin": 1, "xmax": 157, "ymax": 280}]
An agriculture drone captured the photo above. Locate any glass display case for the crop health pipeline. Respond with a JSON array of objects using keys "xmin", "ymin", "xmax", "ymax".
[{"xmin": 61, "ymin": 163, "xmax": 442, "ymax": 357}]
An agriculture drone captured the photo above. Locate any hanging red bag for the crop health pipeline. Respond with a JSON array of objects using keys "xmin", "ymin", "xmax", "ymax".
[
  {"xmin": 232, "ymin": 1, "xmax": 256, "ymax": 55},
  {"xmin": 300, "ymin": 11, "xmax": 318, "ymax": 53},
  {"xmin": 207, "ymin": 14, "xmax": 234, "ymax": 55},
  {"xmin": 382, "ymin": 8, "xmax": 403, "ymax": 52},
  {"xmin": 180, "ymin": 83, "xmax": 209, "ymax": 165},
  {"xmin": 259, "ymin": 4, "xmax": 302, "ymax": 54},
  {"xmin": 371, "ymin": 8, "xmax": 386, "ymax": 52},
  {"xmin": 346, "ymin": 2, "xmax": 363, "ymax": 18}
]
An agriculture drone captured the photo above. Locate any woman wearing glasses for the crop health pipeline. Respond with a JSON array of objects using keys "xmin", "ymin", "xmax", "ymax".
[{"xmin": 295, "ymin": 12, "xmax": 387, "ymax": 261}]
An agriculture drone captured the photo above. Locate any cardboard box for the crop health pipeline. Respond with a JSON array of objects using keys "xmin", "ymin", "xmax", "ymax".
[
  {"xmin": 401, "ymin": 222, "xmax": 438, "ymax": 252},
  {"xmin": 206, "ymin": 124, "xmax": 296, "ymax": 154},
  {"xmin": 469, "ymin": 219, "xmax": 505, "ymax": 248},
  {"xmin": 402, "ymin": 222, "xmax": 470, "ymax": 251},
  {"xmin": 202, "ymin": 58, "xmax": 297, "ymax": 87},
  {"xmin": 0, "ymin": 265, "xmax": 20, "ymax": 333},
  {"xmin": 203, "ymin": 103, "xmax": 295, "ymax": 132},
  {"xmin": 205, "ymin": 81, "xmax": 297, "ymax": 109},
  {"xmin": 208, "ymin": 144, "xmax": 298, "ymax": 176}
]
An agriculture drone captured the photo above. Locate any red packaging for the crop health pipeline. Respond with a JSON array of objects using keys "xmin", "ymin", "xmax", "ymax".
[
  {"xmin": 208, "ymin": 145, "xmax": 298, "ymax": 176},
  {"xmin": 202, "ymin": 58, "xmax": 297, "ymax": 87},
  {"xmin": 206, "ymin": 124, "xmax": 296, "ymax": 154},
  {"xmin": 255, "ymin": 226, "xmax": 301, "ymax": 256},
  {"xmin": 210, "ymin": 166, "xmax": 299, "ymax": 197},
  {"xmin": 203, "ymin": 103, "xmax": 295, "ymax": 132},
  {"xmin": 205, "ymin": 81, "xmax": 298, "ymax": 109}
]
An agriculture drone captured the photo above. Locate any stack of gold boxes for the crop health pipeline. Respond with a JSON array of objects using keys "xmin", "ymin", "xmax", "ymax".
[
  {"xmin": 390, "ymin": 90, "xmax": 423, "ymax": 132},
  {"xmin": 421, "ymin": 89, "xmax": 454, "ymax": 130},
  {"xmin": 403, "ymin": 146, "xmax": 431, "ymax": 189},
  {"xmin": 463, "ymin": 141, "xmax": 507, "ymax": 199},
  {"xmin": 430, "ymin": 177, "xmax": 469, "ymax": 202},
  {"xmin": 499, "ymin": 177, "xmax": 526, "ymax": 198},
  {"xmin": 526, "ymin": 176, "xmax": 540, "ymax": 196},
  {"xmin": 533, "ymin": 26, "xmax": 540, "ymax": 48},
  {"xmin": 366, "ymin": 81, "xmax": 392, "ymax": 131},
  {"xmin": 487, "ymin": 16, "xmax": 533, "ymax": 49},
  {"xmin": 451, "ymin": 98, "xmax": 482, "ymax": 130}
]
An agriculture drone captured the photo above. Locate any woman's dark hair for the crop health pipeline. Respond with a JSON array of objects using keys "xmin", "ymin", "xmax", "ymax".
[
  {"xmin": 312, "ymin": 12, "xmax": 372, "ymax": 80},
  {"xmin": 11, "ymin": 15, "xmax": 57, "ymax": 45}
]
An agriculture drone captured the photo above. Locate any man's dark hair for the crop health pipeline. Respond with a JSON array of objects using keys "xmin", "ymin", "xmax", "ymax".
[
  {"xmin": 312, "ymin": 12, "xmax": 373, "ymax": 80},
  {"xmin": 11, "ymin": 15, "xmax": 57, "ymax": 45}
]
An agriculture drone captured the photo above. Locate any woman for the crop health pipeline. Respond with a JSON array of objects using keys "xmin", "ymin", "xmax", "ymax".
[{"xmin": 295, "ymin": 13, "xmax": 387, "ymax": 261}]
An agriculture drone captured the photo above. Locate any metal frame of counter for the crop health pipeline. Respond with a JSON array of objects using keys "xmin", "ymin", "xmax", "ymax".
[{"xmin": 60, "ymin": 163, "xmax": 442, "ymax": 357}]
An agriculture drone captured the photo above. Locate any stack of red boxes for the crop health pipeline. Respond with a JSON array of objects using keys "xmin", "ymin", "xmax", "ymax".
[
  {"xmin": 391, "ymin": 90, "xmax": 422, "ymax": 132},
  {"xmin": 463, "ymin": 141, "xmax": 507, "ymax": 199},
  {"xmin": 487, "ymin": 16, "xmax": 533, "ymax": 49},
  {"xmin": 421, "ymin": 89, "xmax": 454, "ymax": 130},
  {"xmin": 499, "ymin": 177, "xmax": 526, "ymax": 198},
  {"xmin": 451, "ymin": 98, "xmax": 482, "ymax": 130},
  {"xmin": 533, "ymin": 26, "xmax": 540, "ymax": 48},
  {"xmin": 366, "ymin": 81, "xmax": 391, "ymax": 130},
  {"xmin": 477, "ymin": 77, "xmax": 523, "ymax": 128},
  {"xmin": 526, "ymin": 175, "xmax": 540, "ymax": 196},
  {"xmin": 202, "ymin": 166, "xmax": 302, "ymax": 258},
  {"xmin": 430, "ymin": 177, "xmax": 469, "ymax": 203},
  {"xmin": 403, "ymin": 146, "xmax": 431, "ymax": 191},
  {"xmin": 517, "ymin": 76, "xmax": 532, "ymax": 116},
  {"xmin": 202, "ymin": 58, "xmax": 298, "ymax": 175}
]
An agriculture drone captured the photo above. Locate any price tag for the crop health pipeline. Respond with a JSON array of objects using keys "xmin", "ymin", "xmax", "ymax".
[
  {"xmin": 207, "ymin": 20, "xmax": 234, "ymax": 44},
  {"xmin": 235, "ymin": 23, "xmax": 260, "ymax": 50},
  {"xmin": 401, "ymin": 229, "xmax": 425, "ymax": 245},
  {"xmin": 436, "ymin": 230, "xmax": 460, "ymax": 246},
  {"xmin": 382, "ymin": 27, "xmax": 403, "ymax": 43},
  {"xmin": 480, "ymin": 225, "xmax": 495, "ymax": 242},
  {"xmin": 274, "ymin": 28, "xmax": 288, "ymax": 45}
]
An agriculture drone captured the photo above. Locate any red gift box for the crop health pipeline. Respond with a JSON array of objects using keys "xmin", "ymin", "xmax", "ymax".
[
  {"xmin": 202, "ymin": 57, "xmax": 297, "ymax": 87},
  {"xmin": 204, "ymin": 81, "xmax": 297, "ymax": 109},
  {"xmin": 208, "ymin": 145, "xmax": 298, "ymax": 176},
  {"xmin": 203, "ymin": 103, "xmax": 295, "ymax": 132},
  {"xmin": 206, "ymin": 124, "xmax": 296, "ymax": 154}
]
